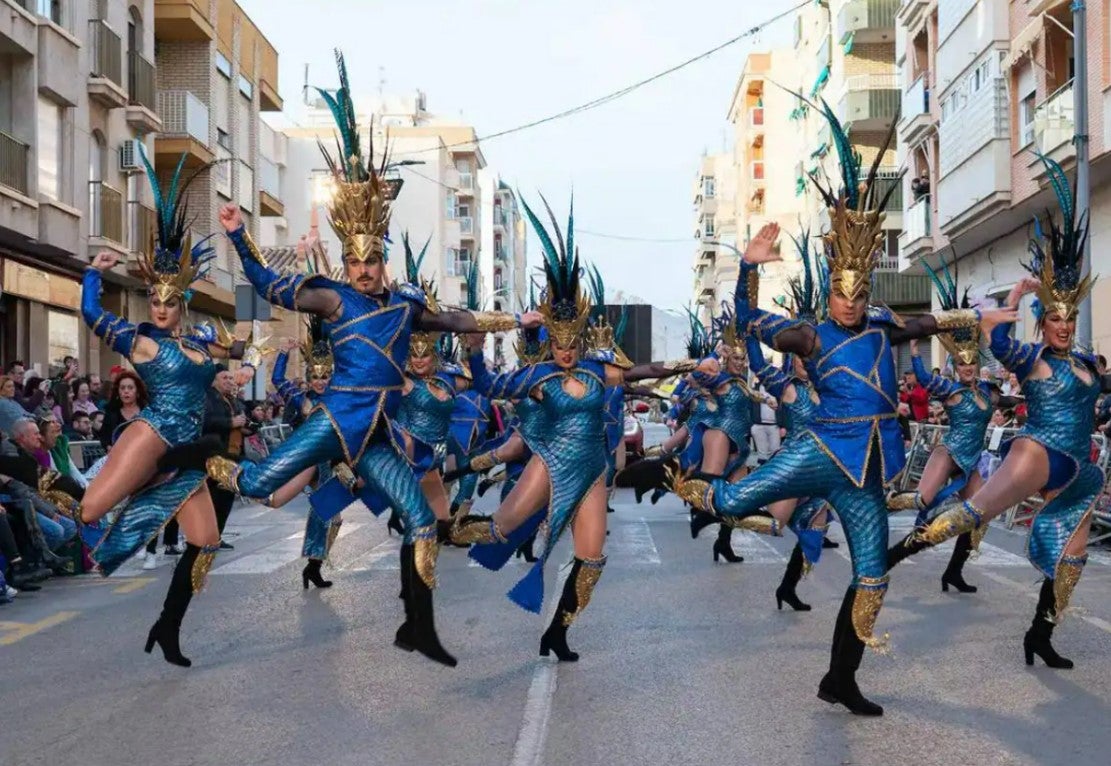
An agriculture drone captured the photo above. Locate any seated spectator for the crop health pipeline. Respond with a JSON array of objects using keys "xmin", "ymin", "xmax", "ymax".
[
  {"xmin": 90, "ymin": 410, "xmax": 105, "ymax": 439},
  {"xmin": 37, "ymin": 415, "xmax": 88, "ymax": 491},
  {"xmin": 0, "ymin": 377, "xmax": 30, "ymax": 437},
  {"xmin": 68, "ymin": 411, "xmax": 95, "ymax": 441},
  {"xmin": 0, "ymin": 419, "xmax": 77, "ymax": 553},
  {"xmin": 70, "ymin": 377, "xmax": 99, "ymax": 416},
  {"xmin": 88, "ymin": 374, "xmax": 105, "ymax": 411}
]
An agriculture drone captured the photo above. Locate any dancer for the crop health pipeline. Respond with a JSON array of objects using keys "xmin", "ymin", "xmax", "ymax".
[
  {"xmin": 889, "ymin": 155, "xmax": 1107, "ymax": 669},
  {"xmin": 886, "ymin": 259, "xmax": 1009, "ymax": 594},
  {"xmin": 77, "ymin": 150, "xmax": 256, "ymax": 667},
  {"xmin": 672, "ymin": 104, "xmax": 1012, "ymax": 715},
  {"xmin": 449, "ymin": 196, "xmax": 695, "ymax": 662},
  {"xmin": 204, "ymin": 51, "xmax": 538, "ymax": 667}
]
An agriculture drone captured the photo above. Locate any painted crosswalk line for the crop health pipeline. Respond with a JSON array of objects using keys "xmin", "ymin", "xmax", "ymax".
[{"xmin": 212, "ymin": 522, "xmax": 362, "ymax": 575}]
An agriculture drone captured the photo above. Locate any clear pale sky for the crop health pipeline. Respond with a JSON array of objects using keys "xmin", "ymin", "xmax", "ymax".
[{"xmin": 240, "ymin": 0, "xmax": 798, "ymax": 307}]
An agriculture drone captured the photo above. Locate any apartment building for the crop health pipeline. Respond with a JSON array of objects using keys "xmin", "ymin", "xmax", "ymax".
[
  {"xmin": 0, "ymin": 0, "xmax": 285, "ymax": 379},
  {"xmin": 281, "ymin": 90, "xmax": 499, "ymax": 321},
  {"xmin": 478, "ymin": 171, "xmax": 527, "ymax": 369},
  {"xmin": 690, "ymin": 151, "xmax": 736, "ymax": 325},
  {"xmin": 897, "ymin": 0, "xmax": 1111, "ymax": 352}
]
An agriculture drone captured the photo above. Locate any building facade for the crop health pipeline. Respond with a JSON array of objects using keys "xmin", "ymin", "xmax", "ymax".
[
  {"xmin": 478, "ymin": 170, "xmax": 527, "ymax": 369},
  {"xmin": 690, "ymin": 151, "xmax": 737, "ymax": 325}
]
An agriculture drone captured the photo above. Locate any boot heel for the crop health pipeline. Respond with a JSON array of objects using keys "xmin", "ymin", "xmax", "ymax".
[
  {"xmin": 713, "ymin": 549, "xmax": 720, "ymax": 563},
  {"xmin": 144, "ymin": 627, "xmax": 156, "ymax": 654},
  {"xmin": 941, "ymin": 580, "xmax": 949, "ymax": 593},
  {"xmin": 776, "ymin": 594, "xmax": 783, "ymax": 611}
]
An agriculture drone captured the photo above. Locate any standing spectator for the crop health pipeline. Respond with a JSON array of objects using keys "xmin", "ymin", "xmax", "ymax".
[
  {"xmin": 203, "ymin": 365, "xmax": 254, "ymax": 549},
  {"xmin": 90, "ymin": 410, "xmax": 105, "ymax": 440},
  {"xmin": 1001, "ymin": 372, "xmax": 1020, "ymax": 396},
  {"xmin": 6, "ymin": 360, "xmax": 25, "ymax": 389},
  {"xmin": 0, "ymin": 377, "xmax": 31, "ymax": 436},
  {"xmin": 70, "ymin": 378, "xmax": 99, "ymax": 416},
  {"xmin": 979, "ymin": 365, "xmax": 993, "ymax": 383},
  {"xmin": 899, "ymin": 370, "xmax": 930, "ymax": 421},
  {"xmin": 750, "ymin": 385, "xmax": 780, "ymax": 461},
  {"xmin": 99, "ymin": 371, "xmax": 147, "ymax": 449},
  {"xmin": 88, "ymin": 375, "xmax": 105, "ymax": 411}
]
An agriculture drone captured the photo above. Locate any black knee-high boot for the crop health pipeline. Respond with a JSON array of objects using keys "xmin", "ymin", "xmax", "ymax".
[
  {"xmin": 712, "ymin": 524, "xmax": 743, "ymax": 563},
  {"xmin": 145, "ymin": 543, "xmax": 214, "ymax": 667},
  {"xmin": 614, "ymin": 456, "xmax": 670, "ymax": 504},
  {"xmin": 941, "ymin": 532, "xmax": 977, "ymax": 593},
  {"xmin": 1024, "ymin": 577, "xmax": 1074, "ymax": 669},
  {"xmin": 540, "ymin": 556, "xmax": 606, "ymax": 662},
  {"xmin": 775, "ymin": 544, "xmax": 811, "ymax": 611},
  {"xmin": 395, "ymin": 538, "xmax": 456, "ymax": 667},
  {"xmin": 886, "ymin": 531, "xmax": 931, "ymax": 570},
  {"xmin": 817, "ymin": 586, "xmax": 883, "ymax": 716}
]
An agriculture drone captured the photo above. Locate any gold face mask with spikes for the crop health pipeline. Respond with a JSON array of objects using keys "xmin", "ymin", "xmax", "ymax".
[
  {"xmin": 1035, "ymin": 255, "xmax": 1093, "ymax": 325},
  {"xmin": 407, "ymin": 332, "xmax": 439, "ymax": 371},
  {"xmin": 938, "ymin": 333, "xmax": 980, "ymax": 367},
  {"xmin": 540, "ymin": 291, "xmax": 592, "ymax": 350},
  {"xmin": 824, "ymin": 207, "xmax": 885, "ymax": 301},
  {"xmin": 327, "ymin": 177, "xmax": 391, "ymax": 268},
  {"xmin": 136, "ymin": 233, "xmax": 202, "ymax": 304}
]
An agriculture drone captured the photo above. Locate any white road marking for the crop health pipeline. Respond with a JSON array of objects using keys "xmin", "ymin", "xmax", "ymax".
[
  {"xmin": 978, "ymin": 570, "xmax": 1111, "ymax": 636},
  {"xmin": 340, "ymin": 539, "xmax": 400, "ymax": 571},
  {"xmin": 610, "ymin": 519, "xmax": 660, "ymax": 564},
  {"xmin": 212, "ymin": 523, "xmax": 363, "ymax": 575},
  {"xmin": 735, "ymin": 532, "xmax": 788, "ymax": 564}
]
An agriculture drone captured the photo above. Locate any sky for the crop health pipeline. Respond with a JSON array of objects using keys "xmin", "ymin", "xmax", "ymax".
[{"xmin": 239, "ymin": 0, "xmax": 799, "ymax": 308}]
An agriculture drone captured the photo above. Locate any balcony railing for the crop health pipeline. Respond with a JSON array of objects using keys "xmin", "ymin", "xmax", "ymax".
[
  {"xmin": 128, "ymin": 51, "xmax": 156, "ymax": 111},
  {"xmin": 89, "ymin": 20, "xmax": 123, "ymax": 87},
  {"xmin": 902, "ymin": 73, "xmax": 928, "ymax": 120},
  {"xmin": 873, "ymin": 169, "xmax": 903, "ymax": 213},
  {"xmin": 493, "ymin": 207, "xmax": 508, "ymax": 227},
  {"xmin": 0, "ymin": 131, "xmax": 29, "ymax": 195},
  {"xmin": 89, "ymin": 182, "xmax": 124, "ymax": 243},
  {"xmin": 446, "ymin": 257, "xmax": 472, "ymax": 277},
  {"xmin": 157, "ymin": 90, "xmax": 210, "ymax": 145},
  {"xmin": 259, "ymin": 157, "xmax": 280, "ymax": 198},
  {"xmin": 1034, "ymin": 79, "xmax": 1074, "ymax": 154},
  {"xmin": 214, "ymin": 145, "xmax": 232, "ymax": 198},
  {"xmin": 236, "ymin": 161, "xmax": 254, "ymax": 212},
  {"xmin": 458, "ymin": 216, "xmax": 474, "ymax": 235},
  {"xmin": 903, "ymin": 196, "xmax": 931, "ymax": 243},
  {"xmin": 458, "ymin": 172, "xmax": 473, "ymax": 191},
  {"xmin": 127, "ymin": 200, "xmax": 156, "ymax": 253}
]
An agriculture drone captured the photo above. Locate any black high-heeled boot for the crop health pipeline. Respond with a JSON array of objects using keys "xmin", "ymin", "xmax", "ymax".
[
  {"xmin": 398, "ymin": 540, "xmax": 456, "ymax": 667},
  {"xmin": 1024, "ymin": 577, "xmax": 1073, "ymax": 669},
  {"xmin": 302, "ymin": 558, "xmax": 332, "ymax": 590},
  {"xmin": 539, "ymin": 556, "xmax": 606, "ymax": 662},
  {"xmin": 886, "ymin": 531, "xmax": 931, "ymax": 570},
  {"xmin": 614, "ymin": 456, "xmax": 669, "ymax": 504},
  {"xmin": 816, "ymin": 586, "xmax": 883, "ymax": 716},
  {"xmin": 712, "ymin": 524, "xmax": 743, "ymax": 563},
  {"xmin": 941, "ymin": 532, "xmax": 977, "ymax": 593},
  {"xmin": 144, "ymin": 543, "xmax": 206, "ymax": 668},
  {"xmin": 689, "ymin": 509, "xmax": 719, "ymax": 539},
  {"xmin": 822, "ymin": 536, "xmax": 839, "ymax": 549},
  {"xmin": 776, "ymin": 544, "xmax": 811, "ymax": 611},
  {"xmin": 387, "ymin": 509, "xmax": 405, "ymax": 537},
  {"xmin": 515, "ymin": 532, "xmax": 539, "ymax": 563}
]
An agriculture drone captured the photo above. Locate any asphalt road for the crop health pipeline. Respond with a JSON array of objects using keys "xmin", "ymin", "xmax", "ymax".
[{"xmin": 5, "ymin": 424, "xmax": 1111, "ymax": 766}]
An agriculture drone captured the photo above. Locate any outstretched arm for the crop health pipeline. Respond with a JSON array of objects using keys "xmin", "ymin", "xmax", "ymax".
[
  {"xmin": 746, "ymin": 335, "xmax": 794, "ymax": 401},
  {"xmin": 467, "ymin": 349, "xmax": 542, "ymax": 401},
  {"xmin": 622, "ymin": 359, "xmax": 699, "ymax": 384},
  {"xmin": 83, "ymin": 253, "xmax": 137, "ymax": 358},
  {"xmin": 415, "ymin": 307, "xmax": 543, "ymax": 334},
  {"xmin": 910, "ymin": 341, "xmax": 957, "ymax": 399}
]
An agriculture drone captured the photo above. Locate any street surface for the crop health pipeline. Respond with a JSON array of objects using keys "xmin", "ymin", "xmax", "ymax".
[{"xmin": 5, "ymin": 424, "xmax": 1111, "ymax": 765}]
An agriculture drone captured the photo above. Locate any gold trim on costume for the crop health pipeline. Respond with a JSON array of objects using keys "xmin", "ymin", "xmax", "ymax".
[
  {"xmin": 135, "ymin": 231, "xmax": 204, "ymax": 303},
  {"xmin": 912, "ymin": 499, "xmax": 981, "ymax": 546},
  {"xmin": 412, "ymin": 524, "xmax": 440, "ymax": 589},
  {"xmin": 885, "ymin": 491, "xmax": 922, "ymax": 513},
  {"xmin": 191, "ymin": 544, "xmax": 220, "ymax": 593},
  {"xmin": 667, "ymin": 463, "xmax": 711, "ymax": 510},
  {"xmin": 473, "ymin": 311, "xmax": 520, "ymax": 333},
  {"xmin": 934, "ymin": 309, "xmax": 980, "ymax": 331},
  {"xmin": 563, "ymin": 556, "xmax": 606, "ymax": 627},
  {"xmin": 206, "ymin": 456, "xmax": 241, "ymax": 494},
  {"xmin": 746, "ymin": 266, "xmax": 759, "ymax": 308},
  {"xmin": 450, "ymin": 516, "xmax": 506, "ymax": 545},
  {"xmin": 723, "ymin": 515, "xmax": 782, "ymax": 536},
  {"xmin": 1051, "ymin": 554, "xmax": 1087, "ymax": 623},
  {"xmin": 324, "ymin": 520, "xmax": 342, "ymax": 560},
  {"xmin": 470, "ymin": 450, "xmax": 501, "ymax": 472},
  {"xmin": 969, "ymin": 521, "xmax": 989, "ymax": 553},
  {"xmin": 851, "ymin": 576, "xmax": 891, "ymax": 652}
]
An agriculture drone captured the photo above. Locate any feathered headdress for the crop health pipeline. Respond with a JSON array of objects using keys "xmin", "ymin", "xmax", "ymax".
[
  {"xmin": 1025, "ymin": 152, "xmax": 1093, "ymax": 326},
  {"xmin": 135, "ymin": 145, "xmax": 215, "ymax": 303},
  {"xmin": 402, "ymin": 232, "xmax": 439, "ymax": 362},
  {"xmin": 585, "ymin": 264, "xmax": 632, "ymax": 367},
  {"xmin": 301, "ymin": 315, "xmax": 334, "ymax": 380},
  {"xmin": 463, "ymin": 259, "xmax": 481, "ymax": 312},
  {"xmin": 614, "ymin": 304, "xmax": 629, "ymax": 349},
  {"xmin": 809, "ymin": 99, "xmax": 901, "ymax": 301},
  {"xmin": 685, "ymin": 308, "xmax": 714, "ymax": 360},
  {"xmin": 316, "ymin": 49, "xmax": 391, "ymax": 264},
  {"xmin": 515, "ymin": 279, "xmax": 549, "ymax": 365},
  {"xmin": 922, "ymin": 257, "xmax": 979, "ymax": 366},
  {"xmin": 713, "ymin": 301, "xmax": 746, "ymax": 361},
  {"xmin": 523, "ymin": 193, "xmax": 591, "ymax": 349},
  {"xmin": 784, "ymin": 228, "xmax": 829, "ymax": 323}
]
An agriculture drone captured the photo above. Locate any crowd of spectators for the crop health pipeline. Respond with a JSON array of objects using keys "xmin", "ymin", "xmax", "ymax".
[{"xmin": 0, "ymin": 356, "xmax": 293, "ymax": 602}]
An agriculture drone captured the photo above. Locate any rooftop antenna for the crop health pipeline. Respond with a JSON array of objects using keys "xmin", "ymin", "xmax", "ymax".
[{"xmin": 302, "ymin": 63, "xmax": 310, "ymax": 106}]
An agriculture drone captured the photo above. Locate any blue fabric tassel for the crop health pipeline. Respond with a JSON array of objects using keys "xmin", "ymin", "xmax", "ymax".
[
  {"xmin": 469, "ymin": 511, "xmax": 545, "ymax": 572},
  {"xmin": 310, "ymin": 476, "xmax": 355, "ymax": 522},
  {"xmin": 507, "ymin": 559, "xmax": 546, "ymax": 614}
]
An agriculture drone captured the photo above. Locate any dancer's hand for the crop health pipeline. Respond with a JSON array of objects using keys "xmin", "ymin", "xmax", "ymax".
[
  {"xmin": 218, "ymin": 203, "xmax": 244, "ymax": 233},
  {"xmin": 980, "ymin": 306, "xmax": 1020, "ymax": 332},
  {"xmin": 279, "ymin": 338, "xmax": 299, "ymax": 353},
  {"xmin": 742, "ymin": 223, "xmax": 781, "ymax": 266},
  {"xmin": 519, "ymin": 311, "xmax": 542, "ymax": 329},
  {"xmin": 91, "ymin": 251, "xmax": 119, "ymax": 272},
  {"xmin": 1005, "ymin": 276, "xmax": 1041, "ymax": 309},
  {"xmin": 909, "ymin": 338, "xmax": 918, "ymax": 355}
]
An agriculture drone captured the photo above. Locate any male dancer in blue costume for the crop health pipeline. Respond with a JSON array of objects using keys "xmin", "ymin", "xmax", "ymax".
[
  {"xmin": 203, "ymin": 53, "xmax": 539, "ymax": 667},
  {"xmin": 675, "ymin": 104, "xmax": 1014, "ymax": 715}
]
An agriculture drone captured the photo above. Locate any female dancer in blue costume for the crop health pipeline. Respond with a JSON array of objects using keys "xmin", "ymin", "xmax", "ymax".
[
  {"xmin": 449, "ymin": 196, "xmax": 695, "ymax": 662},
  {"xmin": 76, "ymin": 153, "xmax": 257, "ymax": 667},
  {"xmin": 889, "ymin": 156, "xmax": 1108, "ymax": 669},
  {"xmin": 673, "ymin": 105, "xmax": 1013, "ymax": 715},
  {"xmin": 886, "ymin": 259, "xmax": 1011, "ymax": 594},
  {"xmin": 202, "ymin": 50, "xmax": 539, "ymax": 669},
  {"xmin": 270, "ymin": 321, "xmax": 340, "ymax": 590}
]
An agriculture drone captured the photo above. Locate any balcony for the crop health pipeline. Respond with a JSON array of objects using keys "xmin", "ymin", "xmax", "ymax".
[
  {"xmin": 872, "ymin": 269, "xmax": 931, "ymax": 307},
  {"xmin": 156, "ymin": 90, "xmax": 213, "ymax": 168},
  {"xmin": 88, "ymin": 20, "xmax": 127, "ymax": 109},
  {"xmin": 127, "ymin": 200, "xmax": 156, "ymax": 254},
  {"xmin": 1034, "ymin": 80, "xmax": 1075, "ymax": 161},
  {"xmin": 236, "ymin": 161, "xmax": 254, "ymax": 213},
  {"xmin": 873, "ymin": 168, "xmax": 903, "ymax": 213},
  {"xmin": 1, "ymin": 0, "xmax": 36, "ymax": 56},
  {"xmin": 259, "ymin": 157, "xmax": 283, "ymax": 217},
  {"xmin": 899, "ymin": 73, "xmax": 931, "ymax": 145},
  {"xmin": 494, "ymin": 245, "xmax": 508, "ymax": 264},
  {"xmin": 493, "ymin": 206, "xmax": 508, "ymax": 230},
  {"xmin": 457, "ymin": 172, "xmax": 474, "ymax": 196},
  {"xmin": 837, "ymin": 0, "xmax": 898, "ymax": 44},
  {"xmin": 896, "ymin": 0, "xmax": 931, "ymax": 28},
  {"xmin": 89, "ymin": 182, "xmax": 124, "ymax": 245},
  {"xmin": 446, "ymin": 257, "xmax": 472, "ymax": 278},
  {"xmin": 0, "ymin": 130, "xmax": 30, "ymax": 197},
  {"xmin": 458, "ymin": 216, "xmax": 474, "ymax": 238},
  {"xmin": 837, "ymin": 73, "xmax": 900, "ymax": 130},
  {"xmin": 126, "ymin": 51, "xmax": 161, "ymax": 133},
  {"xmin": 153, "ymin": 0, "xmax": 214, "ymax": 41},
  {"xmin": 898, "ymin": 196, "xmax": 933, "ymax": 265}
]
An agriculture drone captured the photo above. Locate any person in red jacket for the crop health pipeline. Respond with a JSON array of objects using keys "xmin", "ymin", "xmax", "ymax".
[{"xmin": 899, "ymin": 371, "xmax": 930, "ymax": 421}]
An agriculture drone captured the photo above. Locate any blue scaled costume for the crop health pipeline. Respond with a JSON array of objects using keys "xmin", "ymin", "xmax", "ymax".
[
  {"xmin": 447, "ymin": 388, "xmax": 493, "ymax": 513},
  {"xmin": 204, "ymin": 51, "xmax": 525, "ymax": 668},
  {"xmin": 675, "ymin": 103, "xmax": 984, "ymax": 716}
]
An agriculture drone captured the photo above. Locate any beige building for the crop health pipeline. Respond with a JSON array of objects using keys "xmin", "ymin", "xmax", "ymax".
[
  {"xmin": 0, "ymin": 0, "xmax": 287, "ymax": 380},
  {"xmin": 897, "ymin": 0, "xmax": 1111, "ymax": 354},
  {"xmin": 690, "ymin": 151, "xmax": 736, "ymax": 325}
]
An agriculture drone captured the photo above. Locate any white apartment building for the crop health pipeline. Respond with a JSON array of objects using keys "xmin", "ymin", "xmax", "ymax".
[
  {"xmin": 690, "ymin": 151, "xmax": 737, "ymax": 326},
  {"xmin": 478, "ymin": 170, "xmax": 527, "ymax": 368}
]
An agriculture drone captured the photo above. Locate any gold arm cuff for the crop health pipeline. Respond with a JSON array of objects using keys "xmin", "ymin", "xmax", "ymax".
[
  {"xmin": 664, "ymin": 359, "xmax": 698, "ymax": 375},
  {"xmin": 851, "ymin": 577, "xmax": 891, "ymax": 652},
  {"xmin": 473, "ymin": 311, "xmax": 519, "ymax": 333},
  {"xmin": 470, "ymin": 450, "xmax": 501, "ymax": 472},
  {"xmin": 333, "ymin": 462, "xmax": 357, "ymax": 490},
  {"xmin": 412, "ymin": 524, "xmax": 440, "ymax": 589},
  {"xmin": 450, "ymin": 516, "xmax": 506, "ymax": 546},
  {"xmin": 563, "ymin": 556, "xmax": 607, "ymax": 627},
  {"xmin": 934, "ymin": 308, "xmax": 980, "ymax": 331}
]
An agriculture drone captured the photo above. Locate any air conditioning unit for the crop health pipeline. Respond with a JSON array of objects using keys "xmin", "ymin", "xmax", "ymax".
[{"xmin": 119, "ymin": 140, "xmax": 144, "ymax": 172}]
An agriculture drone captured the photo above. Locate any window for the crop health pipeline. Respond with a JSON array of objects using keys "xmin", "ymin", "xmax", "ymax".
[
  {"xmin": 37, "ymin": 0, "xmax": 61, "ymax": 25},
  {"xmin": 216, "ymin": 52, "xmax": 232, "ymax": 79},
  {"xmin": 217, "ymin": 128, "xmax": 231, "ymax": 149},
  {"xmin": 751, "ymin": 160, "xmax": 765, "ymax": 180},
  {"xmin": 702, "ymin": 216, "xmax": 715, "ymax": 237},
  {"xmin": 236, "ymin": 95, "xmax": 250, "ymax": 155},
  {"xmin": 37, "ymin": 96, "xmax": 62, "ymax": 200},
  {"xmin": 456, "ymin": 203, "xmax": 470, "ymax": 219},
  {"xmin": 238, "ymin": 74, "xmax": 253, "ymax": 99},
  {"xmin": 701, "ymin": 176, "xmax": 716, "ymax": 198},
  {"xmin": 445, "ymin": 190, "xmax": 456, "ymax": 218},
  {"xmin": 1020, "ymin": 92, "xmax": 1036, "ymax": 146},
  {"xmin": 48, "ymin": 311, "xmax": 78, "ymax": 371}
]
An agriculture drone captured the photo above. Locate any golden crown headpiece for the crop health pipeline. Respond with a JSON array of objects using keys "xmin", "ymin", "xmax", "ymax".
[
  {"xmin": 922, "ymin": 258, "xmax": 981, "ymax": 366},
  {"xmin": 301, "ymin": 316, "xmax": 334, "ymax": 379},
  {"xmin": 315, "ymin": 50, "xmax": 392, "ymax": 266},
  {"xmin": 712, "ymin": 304, "xmax": 748, "ymax": 362},
  {"xmin": 523, "ymin": 193, "xmax": 592, "ymax": 350}
]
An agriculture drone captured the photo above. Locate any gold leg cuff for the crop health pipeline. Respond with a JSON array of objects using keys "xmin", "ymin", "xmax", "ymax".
[
  {"xmin": 206, "ymin": 456, "xmax": 241, "ymax": 493},
  {"xmin": 324, "ymin": 520, "xmax": 342, "ymax": 561},
  {"xmin": 449, "ymin": 516, "xmax": 506, "ymax": 546},
  {"xmin": 912, "ymin": 500, "xmax": 982, "ymax": 546},
  {"xmin": 667, "ymin": 462, "xmax": 712, "ymax": 511},
  {"xmin": 191, "ymin": 544, "xmax": 221, "ymax": 594},
  {"xmin": 563, "ymin": 556, "xmax": 607, "ymax": 627},
  {"xmin": 413, "ymin": 524, "xmax": 440, "ymax": 589},
  {"xmin": 969, "ymin": 521, "xmax": 989, "ymax": 554},
  {"xmin": 851, "ymin": 576, "xmax": 891, "ymax": 653},
  {"xmin": 469, "ymin": 450, "xmax": 501, "ymax": 472},
  {"xmin": 723, "ymin": 515, "xmax": 782, "ymax": 536},
  {"xmin": 1051, "ymin": 554, "xmax": 1087, "ymax": 624},
  {"xmin": 886, "ymin": 491, "xmax": 923, "ymax": 514}
]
